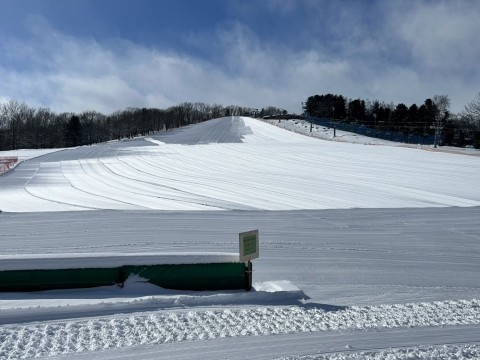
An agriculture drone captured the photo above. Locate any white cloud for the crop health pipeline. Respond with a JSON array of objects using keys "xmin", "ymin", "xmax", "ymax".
[
  {"xmin": 0, "ymin": 5, "xmax": 479, "ymax": 115},
  {"xmin": 392, "ymin": 1, "xmax": 480, "ymax": 71},
  {"xmin": 0, "ymin": 17, "xmax": 352, "ymax": 114}
]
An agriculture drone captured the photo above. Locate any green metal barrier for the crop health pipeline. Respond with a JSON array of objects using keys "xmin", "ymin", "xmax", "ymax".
[
  {"xmin": 0, "ymin": 267, "xmax": 123, "ymax": 292},
  {"xmin": 0, "ymin": 262, "xmax": 250, "ymax": 292},
  {"xmin": 125, "ymin": 262, "xmax": 248, "ymax": 291},
  {"xmin": 0, "ymin": 230, "xmax": 259, "ymax": 292}
]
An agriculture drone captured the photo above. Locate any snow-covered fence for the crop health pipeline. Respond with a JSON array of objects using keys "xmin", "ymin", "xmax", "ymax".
[
  {"xmin": 306, "ymin": 115, "xmax": 436, "ymax": 145},
  {"xmin": 0, "ymin": 156, "xmax": 18, "ymax": 174}
]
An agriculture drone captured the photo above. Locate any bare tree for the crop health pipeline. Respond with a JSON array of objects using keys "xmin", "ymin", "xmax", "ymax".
[
  {"xmin": 1, "ymin": 100, "xmax": 34, "ymax": 150},
  {"xmin": 0, "ymin": 104, "xmax": 7, "ymax": 150},
  {"xmin": 80, "ymin": 111, "xmax": 106, "ymax": 145},
  {"xmin": 464, "ymin": 92, "xmax": 480, "ymax": 124},
  {"xmin": 432, "ymin": 95, "xmax": 450, "ymax": 147},
  {"xmin": 463, "ymin": 92, "xmax": 480, "ymax": 148},
  {"xmin": 24, "ymin": 107, "xmax": 54, "ymax": 148}
]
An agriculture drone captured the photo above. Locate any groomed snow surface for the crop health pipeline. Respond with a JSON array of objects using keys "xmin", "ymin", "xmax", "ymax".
[
  {"xmin": 1, "ymin": 117, "xmax": 480, "ymax": 359},
  {"xmin": 1, "ymin": 117, "xmax": 479, "ymax": 212}
]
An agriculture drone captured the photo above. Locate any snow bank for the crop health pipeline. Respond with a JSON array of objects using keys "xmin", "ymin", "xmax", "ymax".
[
  {"xmin": 0, "ymin": 148, "xmax": 64, "ymax": 162},
  {"xmin": 0, "ymin": 280, "xmax": 307, "ymax": 317}
]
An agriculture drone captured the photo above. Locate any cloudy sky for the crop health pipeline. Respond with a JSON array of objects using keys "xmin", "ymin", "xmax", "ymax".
[{"xmin": 0, "ymin": 0, "xmax": 479, "ymax": 114}]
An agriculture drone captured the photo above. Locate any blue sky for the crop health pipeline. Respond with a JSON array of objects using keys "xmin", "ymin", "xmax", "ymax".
[{"xmin": 0, "ymin": 0, "xmax": 479, "ymax": 114}]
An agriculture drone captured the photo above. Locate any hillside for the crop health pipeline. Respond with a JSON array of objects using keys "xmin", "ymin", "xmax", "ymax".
[
  {"xmin": 0, "ymin": 117, "xmax": 480, "ymax": 359},
  {"xmin": 1, "ymin": 117, "xmax": 479, "ymax": 212}
]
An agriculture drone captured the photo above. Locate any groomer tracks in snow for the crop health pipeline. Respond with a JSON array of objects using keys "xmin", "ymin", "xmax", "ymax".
[
  {"xmin": 1, "ymin": 299, "xmax": 480, "ymax": 359},
  {"xmin": 1, "ymin": 117, "xmax": 479, "ymax": 212}
]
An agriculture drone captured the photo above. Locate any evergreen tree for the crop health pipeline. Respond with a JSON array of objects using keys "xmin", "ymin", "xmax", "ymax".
[
  {"xmin": 347, "ymin": 99, "xmax": 366, "ymax": 122},
  {"xmin": 306, "ymin": 94, "xmax": 346, "ymax": 119},
  {"xmin": 392, "ymin": 103, "xmax": 408, "ymax": 133},
  {"xmin": 407, "ymin": 104, "xmax": 419, "ymax": 134},
  {"xmin": 65, "ymin": 115, "xmax": 82, "ymax": 147}
]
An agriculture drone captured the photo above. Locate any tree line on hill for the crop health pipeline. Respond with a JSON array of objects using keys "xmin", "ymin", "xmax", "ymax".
[
  {"xmin": 2, "ymin": 94, "xmax": 479, "ymax": 151},
  {"xmin": 0, "ymin": 101, "xmax": 283, "ymax": 151},
  {"xmin": 305, "ymin": 93, "xmax": 480, "ymax": 148}
]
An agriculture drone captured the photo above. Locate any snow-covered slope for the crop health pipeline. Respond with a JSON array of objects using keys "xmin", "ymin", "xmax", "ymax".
[
  {"xmin": 0, "ymin": 117, "xmax": 479, "ymax": 212},
  {"xmin": 1, "ymin": 117, "xmax": 480, "ymax": 359}
]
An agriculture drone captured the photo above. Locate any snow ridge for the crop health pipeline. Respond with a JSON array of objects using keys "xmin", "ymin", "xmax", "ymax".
[{"xmin": 1, "ymin": 299, "xmax": 479, "ymax": 359}]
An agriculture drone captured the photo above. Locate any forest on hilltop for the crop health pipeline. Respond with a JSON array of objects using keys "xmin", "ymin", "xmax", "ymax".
[
  {"xmin": 1, "ymin": 93, "xmax": 479, "ymax": 150},
  {"xmin": 0, "ymin": 101, "xmax": 284, "ymax": 151},
  {"xmin": 305, "ymin": 93, "xmax": 480, "ymax": 148}
]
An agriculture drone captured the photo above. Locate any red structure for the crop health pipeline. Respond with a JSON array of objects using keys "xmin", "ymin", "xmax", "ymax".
[{"xmin": 0, "ymin": 157, "xmax": 18, "ymax": 174}]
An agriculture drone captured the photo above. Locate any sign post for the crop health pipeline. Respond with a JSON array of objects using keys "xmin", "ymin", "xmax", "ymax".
[{"xmin": 239, "ymin": 230, "xmax": 259, "ymax": 291}]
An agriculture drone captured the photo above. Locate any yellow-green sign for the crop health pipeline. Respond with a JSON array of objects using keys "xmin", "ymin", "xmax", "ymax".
[{"xmin": 239, "ymin": 230, "xmax": 259, "ymax": 262}]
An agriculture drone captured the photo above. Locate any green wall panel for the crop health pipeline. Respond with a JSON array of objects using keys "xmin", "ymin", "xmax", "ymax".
[
  {"xmin": 0, "ymin": 267, "xmax": 123, "ymax": 292},
  {"xmin": 0, "ymin": 262, "xmax": 250, "ymax": 292},
  {"xmin": 125, "ymin": 263, "xmax": 248, "ymax": 291}
]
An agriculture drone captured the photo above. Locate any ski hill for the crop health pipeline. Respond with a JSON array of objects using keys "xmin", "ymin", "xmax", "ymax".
[
  {"xmin": 1, "ymin": 116, "xmax": 479, "ymax": 212},
  {"xmin": 1, "ymin": 117, "xmax": 480, "ymax": 359}
]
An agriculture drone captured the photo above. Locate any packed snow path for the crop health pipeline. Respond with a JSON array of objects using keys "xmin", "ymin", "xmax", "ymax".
[
  {"xmin": 1, "ymin": 117, "xmax": 479, "ymax": 212},
  {"xmin": 1, "ymin": 299, "xmax": 480, "ymax": 359}
]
